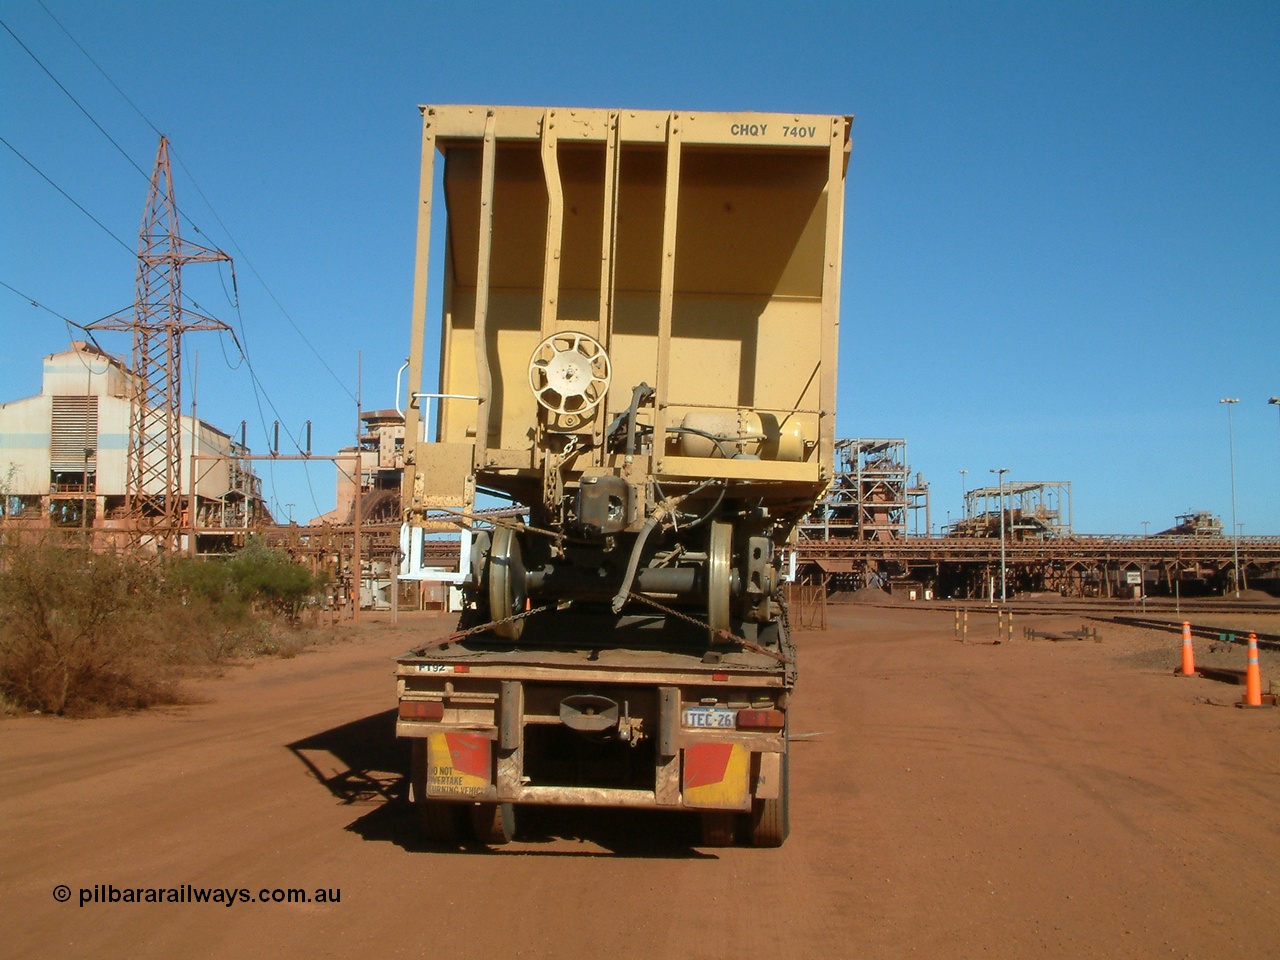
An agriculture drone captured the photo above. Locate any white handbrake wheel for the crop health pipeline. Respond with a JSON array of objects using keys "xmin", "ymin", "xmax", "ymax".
[{"xmin": 528, "ymin": 332, "xmax": 611, "ymax": 418}]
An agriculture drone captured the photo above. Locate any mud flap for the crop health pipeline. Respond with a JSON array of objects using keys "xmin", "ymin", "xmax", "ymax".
[
  {"xmin": 682, "ymin": 742, "xmax": 751, "ymax": 810},
  {"xmin": 426, "ymin": 731, "xmax": 492, "ymax": 798}
]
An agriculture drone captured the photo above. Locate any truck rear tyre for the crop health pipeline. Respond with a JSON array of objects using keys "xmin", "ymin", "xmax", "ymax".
[
  {"xmin": 748, "ymin": 751, "xmax": 790, "ymax": 847},
  {"xmin": 470, "ymin": 802, "xmax": 516, "ymax": 845},
  {"xmin": 409, "ymin": 739, "xmax": 463, "ymax": 844},
  {"xmin": 700, "ymin": 811, "xmax": 737, "ymax": 847},
  {"xmin": 418, "ymin": 800, "xmax": 465, "ymax": 844}
]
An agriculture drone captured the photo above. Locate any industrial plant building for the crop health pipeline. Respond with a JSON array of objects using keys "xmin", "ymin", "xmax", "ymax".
[{"xmin": 0, "ymin": 341, "xmax": 269, "ymax": 551}]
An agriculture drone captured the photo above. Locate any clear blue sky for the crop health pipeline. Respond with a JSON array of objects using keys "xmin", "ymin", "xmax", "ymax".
[{"xmin": 2, "ymin": 1, "xmax": 1277, "ymax": 532}]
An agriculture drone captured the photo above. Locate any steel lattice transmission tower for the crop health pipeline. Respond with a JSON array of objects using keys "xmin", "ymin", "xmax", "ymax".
[{"xmin": 89, "ymin": 136, "xmax": 233, "ymax": 553}]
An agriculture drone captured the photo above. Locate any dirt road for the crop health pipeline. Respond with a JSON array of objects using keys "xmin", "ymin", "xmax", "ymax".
[{"xmin": 3, "ymin": 606, "xmax": 1277, "ymax": 959}]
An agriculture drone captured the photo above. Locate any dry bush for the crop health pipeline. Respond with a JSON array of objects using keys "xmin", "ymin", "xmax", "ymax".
[
  {"xmin": 0, "ymin": 539, "xmax": 327, "ymax": 716},
  {"xmin": 0, "ymin": 543, "xmax": 176, "ymax": 715}
]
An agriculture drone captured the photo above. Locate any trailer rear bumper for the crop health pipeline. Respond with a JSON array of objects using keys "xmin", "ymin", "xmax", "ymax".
[{"xmin": 398, "ymin": 711, "xmax": 785, "ymax": 813}]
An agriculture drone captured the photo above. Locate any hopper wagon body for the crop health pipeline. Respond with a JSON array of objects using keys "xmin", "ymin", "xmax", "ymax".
[{"xmin": 396, "ymin": 105, "xmax": 851, "ymax": 847}]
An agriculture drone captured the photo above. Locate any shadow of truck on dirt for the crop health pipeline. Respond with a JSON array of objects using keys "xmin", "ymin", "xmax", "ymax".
[
  {"xmin": 287, "ymin": 709, "xmax": 407, "ymax": 804},
  {"xmin": 286, "ymin": 709, "xmax": 713, "ymax": 858}
]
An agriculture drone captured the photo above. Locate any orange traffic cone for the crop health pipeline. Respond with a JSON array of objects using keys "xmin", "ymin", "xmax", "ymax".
[
  {"xmin": 1243, "ymin": 633, "xmax": 1262, "ymax": 707},
  {"xmin": 1178, "ymin": 621, "xmax": 1197, "ymax": 677}
]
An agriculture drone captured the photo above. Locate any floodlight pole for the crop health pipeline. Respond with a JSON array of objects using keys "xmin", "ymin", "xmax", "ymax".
[
  {"xmin": 353, "ymin": 353, "xmax": 363, "ymax": 625},
  {"xmin": 990, "ymin": 467, "xmax": 1009, "ymax": 602},
  {"xmin": 1220, "ymin": 398, "xmax": 1240, "ymax": 598},
  {"xmin": 1270, "ymin": 397, "xmax": 1280, "ymax": 486}
]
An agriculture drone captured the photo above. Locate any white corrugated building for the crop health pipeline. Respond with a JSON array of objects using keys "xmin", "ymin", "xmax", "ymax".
[{"xmin": 0, "ymin": 341, "xmax": 263, "ymax": 533}]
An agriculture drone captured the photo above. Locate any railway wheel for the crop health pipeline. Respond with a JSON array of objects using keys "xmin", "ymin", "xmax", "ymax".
[
  {"xmin": 487, "ymin": 527, "xmax": 527, "ymax": 640},
  {"xmin": 749, "ymin": 750, "xmax": 790, "ymax": 847},
  {"xmin": 470, "ymin": 802, "xmax": 517, "ymax": 845},
  {"xmin": 707, "ymin": 519, "xmax": 733, "ymax": 637}
]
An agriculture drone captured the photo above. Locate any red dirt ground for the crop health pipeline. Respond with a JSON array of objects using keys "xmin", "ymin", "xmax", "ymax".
[{"xmin": 2, "ymin": 605, "xmax": 1277, "ymax": 959}]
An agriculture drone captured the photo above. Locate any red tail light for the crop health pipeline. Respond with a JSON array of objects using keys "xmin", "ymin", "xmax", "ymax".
[
  {"xmin": 736, "ymin": 708, "xmax": 784, "ymax": 730},
  {"xmin": 399, "ymin": 700, "xmax": 445, "ymax": 720}
]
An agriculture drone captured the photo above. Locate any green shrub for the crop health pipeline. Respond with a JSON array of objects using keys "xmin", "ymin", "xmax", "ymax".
[
  {"xmin": 166, "ymin": 538, "xmax": 325, "ymax": 621},
  {"xmin": 226, "ymin": 538, "xmax": 325, "ymax": 618}
]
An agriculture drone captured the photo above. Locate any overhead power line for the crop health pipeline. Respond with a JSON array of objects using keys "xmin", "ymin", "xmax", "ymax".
[
  {"xmin": 35, "ymin": 0, "xmax": 162, "ymax": 139},
  {"xmin": 23, "ymin": 4, "xmax": 359, "ymax": 405},
  {"xmin": 0, "ymin": 134, "xmax": 135, "ymax": 255},
  {"xmin": 0, "ymin": 130, "xmax": 240, "ymax": 359},
  {"xmin": 1, "ymin": 14, "xmax": 220, "ymax": 246},
  {"xmin": 0, "ymin": 278, "xmax": 84, "ymax": 326},
  {"xmin": 169, "ymin": 153, "xmax": 359, "ymax": 404},
  {"xmin": 8, "ymin": 7, "xmax": 350, "ymax": 514},
  {"xmin": 0, "ymin": 16, "xmax": 152, "ymax": 185},
  {"xmin": 0, "ymin": 279, "xmax": 127, "ymax": 363}
]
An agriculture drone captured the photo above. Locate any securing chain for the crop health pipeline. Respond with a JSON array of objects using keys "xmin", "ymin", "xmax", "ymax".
[
  {"xmin": 410, "ymin": 603, "xmax": 556, "ymax": 656},
  {"xmin": 627, "ymin": 591, "xmax": 794, "ymax": 666}
]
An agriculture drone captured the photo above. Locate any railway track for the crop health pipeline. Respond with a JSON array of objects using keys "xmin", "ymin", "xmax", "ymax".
[
  {"xmin": 837, "ymin": 597, "xmax": 1280, "ymax": 618},
  {"xmin": 825, "ymin": 597, "xmax": 1280, "ymax": 651},
  {"xmin": 1107, "ymin": 616, "xmax": 1280, "ymax": 652}
]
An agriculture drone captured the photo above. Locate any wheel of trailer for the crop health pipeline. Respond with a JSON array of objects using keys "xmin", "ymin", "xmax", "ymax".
[
  {"xmin": 707, "ymin": 519, "xmax": 733, "ymax": 636},
  {"xmin": 418, "ymin": 800, "xmax": 466, "ymax": 844},
  {"xmin": 700, "ymin": 811, "xmax": 737, "ymax": 847},
  {"xmin": 470, "ymin": 802, "xmax": 516, "ymax": 845},
  {"xmin": 487, "ymin": 527, "xmax": 527, "ymax": 640},
  {"xmin": 410, "ymin": 740, "xmax": 463, "ymax": 844},
  {"xmin": 749, "ymin": 749, "xmax": 790, "ymax": 847}
]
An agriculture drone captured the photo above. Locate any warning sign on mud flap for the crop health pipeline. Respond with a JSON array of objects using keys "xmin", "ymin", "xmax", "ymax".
[
  {"xmin": 682, "ymin": 742, "xmax": 750, "ymax": 810},
  {"xmin": 427, "ymin": 732, "xmax": 492, "ymax": 796}
]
